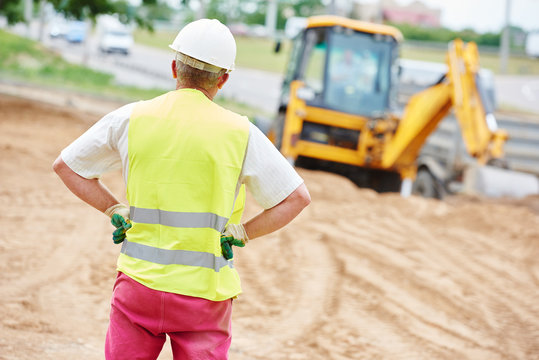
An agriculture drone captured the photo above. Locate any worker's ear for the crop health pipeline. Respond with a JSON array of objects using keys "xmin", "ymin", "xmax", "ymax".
[
  {"xmin": 171, "ymin": 60, "xmax": 177, "ymax": 79},
  {"xmin": 217, "ymin": 73, "xmax": 229, "ymax": 89}
]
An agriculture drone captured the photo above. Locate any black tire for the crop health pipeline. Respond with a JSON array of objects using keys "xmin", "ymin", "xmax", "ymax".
[
  {"xmin": 412, "ymin": 169, "xmax": 440, "ymax": 199},
  {"xmin": 369, "ymin": 169, "xmax": 402, "ymax": 193},
  {"xmin": 346, "ymin": 166, "xmax": 401, "ymax": 193},
  {"xmin": 295, "ymin": 156, "xmax": 320, "ymax": 170}
]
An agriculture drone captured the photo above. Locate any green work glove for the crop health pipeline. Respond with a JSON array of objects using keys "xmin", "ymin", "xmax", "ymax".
[
  {"xmin": 220, "ymin": 224, "xmax": 249, "ymax": 260},
  {"xmin": 220, "ymin": 235, "xmax": 246, "ymax": 260},
  {"xmin": 105, "ymin": 204, "xmax": 131, "ymax": 244},
  {"xmin": 111, "ymin": 213, "xmax": 132, "ymax": 244}
]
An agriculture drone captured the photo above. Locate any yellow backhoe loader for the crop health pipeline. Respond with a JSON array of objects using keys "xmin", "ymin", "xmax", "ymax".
[{"xmin": 269, "ymin": 15, "xmax": 538, "ymax": 198}]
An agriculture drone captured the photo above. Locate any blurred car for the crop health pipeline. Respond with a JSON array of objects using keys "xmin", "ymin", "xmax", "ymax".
[
  {"xmin": 49, "ymin": 18, "xmax": 68, "ymax": 38},
  {"xmin": 66, "ymin": 21, "xmax": 87, "ymax": 43},
  {"xmin": 99, "ymin": 28, "xmax": 133, "ymax": 55}
]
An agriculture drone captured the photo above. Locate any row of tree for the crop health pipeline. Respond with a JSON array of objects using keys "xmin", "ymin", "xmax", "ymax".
[
  {"xmin": 0, "ymin": 0, "xmax": 161, "ymax": 29},
  {"xmin": 201, "ymin": 0, "xmax": 324, "ymax": 29},
  {"xmin": 1, "ymin": 0, "xmax": 517, "ymax": 47},
  {"xmin": 390, "ymin": 23, "xmax": 500, "ymax": 47},
  {"xmin": 0, "ymin": 0, "xmax": 327, "ymax": 32},
  {"xmin": 0, "ymin": 0, "xmax": 324, "ymax": 25},
  {"xmin": 390, "ymin": 22, "xmax": 530, "ymax": 48}
]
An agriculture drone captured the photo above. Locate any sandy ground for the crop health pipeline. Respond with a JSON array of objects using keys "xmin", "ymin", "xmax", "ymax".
[{"xmin": 1, "ymin": 93, "xmax": 539, "ymax": 360}]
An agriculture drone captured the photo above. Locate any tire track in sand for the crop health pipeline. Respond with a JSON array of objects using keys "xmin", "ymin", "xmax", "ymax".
[
  {"xmin": 306, "ymin": 199, "xmax": 539, "ymax": 360},
  {"xmin": 231, "ymin": 217, "xmax": 342, "ymax": 360}
]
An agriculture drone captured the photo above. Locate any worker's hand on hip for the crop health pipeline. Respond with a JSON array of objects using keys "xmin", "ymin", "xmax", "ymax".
[
  {"xmin": 105, "ymin": 204, "xmax": 131, "ymax": 244},
  {"xmin": 220, "ymin": 224, "xmax": 248, "ymax": 260}
]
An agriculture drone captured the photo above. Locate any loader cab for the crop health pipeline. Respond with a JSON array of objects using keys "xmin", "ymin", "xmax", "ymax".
[
  {"xmin": 273, "ymin": 17, "xmax": 405, "ymax": 193},
  {"xmin": 280, "ymin": 17, "xmax": 401, "ymax": 118}
]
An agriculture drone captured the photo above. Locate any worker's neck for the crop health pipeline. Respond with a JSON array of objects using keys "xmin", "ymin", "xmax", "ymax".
[{"xmin": 176, "ymin": 84, "xmax": 217, "ymax": 101}]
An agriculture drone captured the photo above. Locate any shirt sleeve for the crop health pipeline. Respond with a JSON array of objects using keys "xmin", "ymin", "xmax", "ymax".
[
  {"xmin": 61, "ymin": 103, "xmax": 134, "ymax": 179},
  {"xmin": 240, "ymin": 123, "xmax": 304, "ymax": 209}
]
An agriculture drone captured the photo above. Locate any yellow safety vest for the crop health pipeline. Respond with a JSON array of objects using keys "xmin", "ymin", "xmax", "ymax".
[{"xmin": 117, "ymin": 88, "xmax": 250, "ymax": 301}]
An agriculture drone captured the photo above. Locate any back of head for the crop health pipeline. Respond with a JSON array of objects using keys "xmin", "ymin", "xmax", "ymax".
[{"xmin": 170, "ymin": 19, "xmax": 237, "ymax": 90}]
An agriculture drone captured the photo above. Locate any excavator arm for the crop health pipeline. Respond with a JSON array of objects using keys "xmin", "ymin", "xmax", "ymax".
[
  {"xmin": 382, "ymin": 39, "xmax": 508, "ymax": 173},
  {"xmin": 447, "ymin": 40, "xmax": 508, "ymax": 162}
]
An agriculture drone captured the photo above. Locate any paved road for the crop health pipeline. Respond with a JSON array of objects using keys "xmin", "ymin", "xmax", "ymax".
[
  {"xmin": 45, "ymin": 29, "xmax": 283, "ymax": 113},
  {"xmin": 42, "ymin": 36, "xmax": 539, "ymax": 116},
  {"xmin": 65, "ymin": 40, "xmax": 283, "ymax": 114},
  {"xmin": 5, "ymin": 20, "xmax": 283, "ymax": 113}
]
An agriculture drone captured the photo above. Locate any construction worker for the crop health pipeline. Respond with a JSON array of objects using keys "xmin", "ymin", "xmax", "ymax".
[{"xmin": 53, "ymin": 19, "xmax": 310, "ymax": 360}]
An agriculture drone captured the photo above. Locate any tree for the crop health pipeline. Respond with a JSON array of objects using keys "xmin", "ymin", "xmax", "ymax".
[
  {"xmin": 0, "ymin": 0, "xmax": 160, "ymax": 29},
  {"xmin": 238, "ymin": 0, "xmax": 324, "ymax": 29},
  {"xmin": 49, "ymin": 0, "xmax": 158, "ymax": 29},
  {"xmin": 389, "ymin": 22, "xmax": 501, "ymax": 47},
  {"xmin": 1, "ymin": 0, "xmax": 27, "ymax": 24}
]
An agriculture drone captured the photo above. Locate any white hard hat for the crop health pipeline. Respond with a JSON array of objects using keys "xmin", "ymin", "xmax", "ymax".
[{"xmin": 169, "ymin": 19, "xmax": 236, "ymax": 73}]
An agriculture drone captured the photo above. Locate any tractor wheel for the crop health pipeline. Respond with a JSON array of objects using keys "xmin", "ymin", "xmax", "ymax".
[{"xmin": 412, "ymin": 169, "xmax": 441, "ymax": 199}]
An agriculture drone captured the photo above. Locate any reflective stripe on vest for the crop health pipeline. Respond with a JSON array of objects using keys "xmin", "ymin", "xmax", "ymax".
[
  {"xmin": 120, "ymin": 239, "xmax": 233, "ymax": 271},
  {"xmin": 130, "ymin": 206, "xmax": 229, "ymax": 232},
  {"xmin": 118, "ymin": 88, "xmax": 250, "ymax": 301}
]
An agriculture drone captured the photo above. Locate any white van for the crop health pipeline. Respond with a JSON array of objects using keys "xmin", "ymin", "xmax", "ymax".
[{"xmin": 99, "ymin": 26, "xmax": 133, "ymax": 55}]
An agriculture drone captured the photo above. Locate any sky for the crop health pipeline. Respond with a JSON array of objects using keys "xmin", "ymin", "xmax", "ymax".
[{"xmin": 376, "ymin": 0, "xmax": 539, "ymax": 33}]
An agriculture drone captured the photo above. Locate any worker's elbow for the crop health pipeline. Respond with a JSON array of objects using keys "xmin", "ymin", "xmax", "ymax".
[
  {"xmin": 295, "ymin": 183, "xmax": 311, "ymax": 210},
  {"xmin": 300, "ymin": 189, "xmax": 311, "ymax": 209},
  {"xmin": 52, "ymin": 156, "xmax": 66, "ymax": 175}
]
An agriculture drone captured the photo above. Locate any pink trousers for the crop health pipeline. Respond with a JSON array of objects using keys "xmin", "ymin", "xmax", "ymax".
[{"xmin": 105, "ymin": 272, "xmax": 233, "ymax": 360}]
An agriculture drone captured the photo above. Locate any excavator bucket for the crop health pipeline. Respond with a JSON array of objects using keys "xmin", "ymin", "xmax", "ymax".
[
  {"xmin": 463, "ymin": 164, "xmax": 539, "ymax": 198},
  {"xmin": 272, "ymin": 16, "xmax": 538, "ymax": 199},
  {"xmin": 446, "ymin": 40, "xmax": 538, "ymax": 199}
]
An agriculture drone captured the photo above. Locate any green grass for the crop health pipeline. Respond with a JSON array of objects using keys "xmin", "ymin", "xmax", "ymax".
[
  {"xmin": 214, "ymin": 96, "xmax": 264, "ymax": 119},
  {"xmin": 235, "ymin": 37, "xmax": 289, "ymax": 73},
  {"xmin": 0, "ymin": 29, "xmax": 166, "ymax": 101},
  {"xmin": 135, "ymin": 29, "xmax": 539, "ymax": 75},
  {"xmin": 134, "ymin": 29, "xmax": 290, "ymax": 73},
  {"xmin": 133, "ymin": 29, "xmax": 176, "ymax": 49}
]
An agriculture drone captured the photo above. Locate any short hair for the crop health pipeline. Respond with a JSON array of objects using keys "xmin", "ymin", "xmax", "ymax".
[{"xmin": 175, "ymin": 53, "xmax": 226, "ymax": 90}]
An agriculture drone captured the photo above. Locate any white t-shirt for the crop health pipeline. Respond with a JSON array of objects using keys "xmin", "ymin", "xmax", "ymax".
[{"xmin": 61, "ymin": 101, "xmax": 303, "ymax": 209}]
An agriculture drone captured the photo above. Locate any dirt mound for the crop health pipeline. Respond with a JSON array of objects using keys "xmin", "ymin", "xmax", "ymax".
[{"xmin": 1, "ymin": 94, "xmax": 538, "ymax": 360}]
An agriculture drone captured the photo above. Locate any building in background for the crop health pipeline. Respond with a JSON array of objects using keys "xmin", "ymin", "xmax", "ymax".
[{"xmin": 353, "ymin": 0, "xmax": 441, "ymax": 27}]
